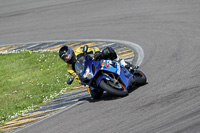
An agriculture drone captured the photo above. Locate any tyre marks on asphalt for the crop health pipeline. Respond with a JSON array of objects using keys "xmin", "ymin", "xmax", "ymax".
[{"xmin": 0, "ymin": 41, "xmax": 135, "ymax": 132}]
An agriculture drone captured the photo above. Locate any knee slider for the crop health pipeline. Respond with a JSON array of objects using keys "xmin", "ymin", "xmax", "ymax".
[{"xmin": 102, "ymin": 47, "xmax": 117, "ymax": 60}]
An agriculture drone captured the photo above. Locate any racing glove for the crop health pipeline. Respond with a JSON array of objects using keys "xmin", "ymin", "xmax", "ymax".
[{"xmin": 67, "ymin": 76, "xmax": 74, "ymax": 85}]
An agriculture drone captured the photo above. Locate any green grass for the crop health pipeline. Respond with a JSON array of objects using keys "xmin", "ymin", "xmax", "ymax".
[{"xmin": 0, "ymin": 51, "xmax": 78, "ymax": 124}]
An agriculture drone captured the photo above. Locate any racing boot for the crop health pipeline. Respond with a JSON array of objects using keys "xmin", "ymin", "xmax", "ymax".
[
  {"xmin": 128, "ymin": 64, "xmax": 135, "ymax": 74},
  {"xmin": 120, "ymin": 60, "xmax": 137, "ymax": 74},
  {"xmin": 117, "ymin": 58, "xmax": 139, "ymax": 74}
]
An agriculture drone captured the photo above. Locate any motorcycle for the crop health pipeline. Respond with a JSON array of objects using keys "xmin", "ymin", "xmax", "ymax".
[{"xmin": 68, "ymin": 45, "xmax": 147, "ymax": 99}]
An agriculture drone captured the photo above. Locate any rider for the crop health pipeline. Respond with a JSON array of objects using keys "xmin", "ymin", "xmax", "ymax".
[{"xmin": 59, "ymin": 45, "xmax": 135, "ymax": 84}]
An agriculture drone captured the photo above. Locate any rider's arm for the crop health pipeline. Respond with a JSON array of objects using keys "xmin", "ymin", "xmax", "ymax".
[
  {"xmin": 67, "ymin": 64, "xmax": 79, "ymax": 80},
  {"xmin": 92, "ymin": 47, "xmax": 100, "ymax": 53}
]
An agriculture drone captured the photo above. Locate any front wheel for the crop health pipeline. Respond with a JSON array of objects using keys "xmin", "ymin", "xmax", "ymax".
[
  {"xmin": 99, "ymin": 80, "xmax": 128, "ymax": 97},
  {"xmin": 90, "ymin": 89, "xmax": 103, "ymax": 99}
]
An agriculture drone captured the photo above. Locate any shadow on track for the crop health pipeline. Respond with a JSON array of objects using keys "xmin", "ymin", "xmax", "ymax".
[{"xmin": 78, "ymin": 85, "xmax": 144, "ymax": 103}]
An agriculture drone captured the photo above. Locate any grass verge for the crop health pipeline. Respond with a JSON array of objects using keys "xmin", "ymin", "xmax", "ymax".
[{"xmin": 0, "ymin": 50, "xmax": 78, "ymax": 124}]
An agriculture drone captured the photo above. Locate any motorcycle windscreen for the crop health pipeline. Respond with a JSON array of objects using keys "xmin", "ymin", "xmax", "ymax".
[{"xmin": 75, "ymin": 56, "xmax": 85, "ymax": 74}]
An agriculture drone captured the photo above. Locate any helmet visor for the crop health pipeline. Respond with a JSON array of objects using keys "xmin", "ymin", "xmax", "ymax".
[{"xmin": 61, "ymin": 47, "xmax": 73, "ymax": 62}]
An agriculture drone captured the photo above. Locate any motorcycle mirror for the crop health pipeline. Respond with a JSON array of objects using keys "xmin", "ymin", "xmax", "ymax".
[{"xmin": 83, "ymin": 45, "xmax": 89, "ymax": 55}]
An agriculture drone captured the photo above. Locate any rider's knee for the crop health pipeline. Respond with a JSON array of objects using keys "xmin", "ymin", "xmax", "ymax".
[{"xmin": 101, "ymin": 47, "xmax": 117, "ymax": 60}]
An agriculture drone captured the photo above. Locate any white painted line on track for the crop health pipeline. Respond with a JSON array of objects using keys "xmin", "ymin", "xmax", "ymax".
[
  {"xmin": 1, "ymin": 39, "xmax": 144, "ymax": 66},
  {"xmin": 13, "ymin": 101, "xmax": 84, "ymax": 133}
]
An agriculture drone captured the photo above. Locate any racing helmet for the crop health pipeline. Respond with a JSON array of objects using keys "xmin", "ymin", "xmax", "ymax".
[{"xmin": 59, "ymin": 46, "xmax": 76, "ymax": 64}]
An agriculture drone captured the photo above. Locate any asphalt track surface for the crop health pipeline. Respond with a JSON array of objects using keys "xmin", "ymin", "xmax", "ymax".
[{"xmin": 1, "ymin": 0, "xmax": 200, "ymax": 133}]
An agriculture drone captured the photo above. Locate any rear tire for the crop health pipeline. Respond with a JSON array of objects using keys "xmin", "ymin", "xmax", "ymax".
[
  {"xmin": 133, "ymin": 70, "xmax": 147, "ymax": 86},
  {"xmin": 99, "ymin": 80, "xmax": 128, "ymax": 97}
]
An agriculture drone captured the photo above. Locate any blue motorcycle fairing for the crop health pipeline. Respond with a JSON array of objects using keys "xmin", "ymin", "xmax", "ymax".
[
  {"xmin": 99, "ymin": 60, "xmax": 134, "ymax": 88},
  {"xmin": 78, "ymin": 56, "xmax": 101, "ymax": 85},
  {"xmin": 75, "ymin": 55, "xmax": 135, "ymax": 89},
  {"xmin": 100, "ymin": 60, "xmax": 120, "ymax": 75},
  {"xmin": 96, "ymin": 74, "xmax": 113, "ymax": 86}
]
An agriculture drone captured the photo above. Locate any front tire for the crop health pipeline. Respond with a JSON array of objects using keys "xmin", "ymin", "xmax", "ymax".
[
  {"xmin": 90, "ymin": 89, "xmax": 103, "ymax": 99},
  {"xmin": 99, "ymin": 80, "xmax": 128, "ymax": 97}
]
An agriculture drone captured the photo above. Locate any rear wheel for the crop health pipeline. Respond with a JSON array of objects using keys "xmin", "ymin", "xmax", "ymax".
[
  {"xmin": 99, "ymin": 80, "xmax": 128, "ymax": 97},
  {"xmin": 133, "ymin": 70, "xmax": 147, "ymax": 86}
]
